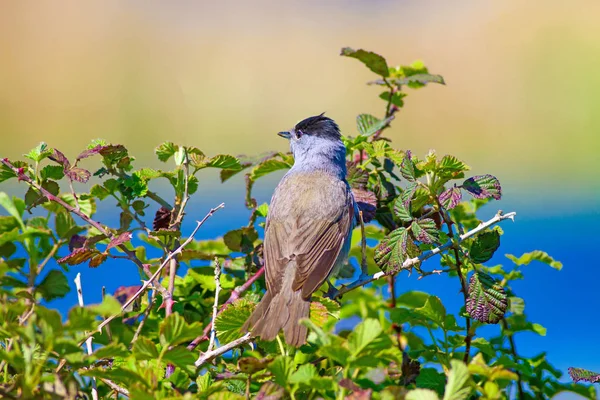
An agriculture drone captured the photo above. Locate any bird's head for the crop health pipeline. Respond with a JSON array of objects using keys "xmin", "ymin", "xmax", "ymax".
[{"xmin": 278, "ymin": 113, "xmax": 343, "ymax": 159}]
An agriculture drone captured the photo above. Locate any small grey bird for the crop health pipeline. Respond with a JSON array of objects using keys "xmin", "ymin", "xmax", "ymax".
[{"xmin": 243, "ymin": 114, "xmax": 357, "ymax": 347}]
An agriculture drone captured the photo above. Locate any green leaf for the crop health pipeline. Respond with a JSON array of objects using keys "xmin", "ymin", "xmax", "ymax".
[
  {"xmin": 406, "ymin": 389, "xmax": 440, "ymax": 400},
  {"xmin": 55, "ymin": 211, "xmax": 80, "ymax": 239},
  {"xmin": 92, "ymin": 343, "xmax": 128, "ymax": 360},
  {"xmin": 462, "ymin": 175, "xmax": 501, "ymax": 200},
  {"xmin": 416, "ymin": 368, "xmax": 446, "ymax": 396},
  {"xmin": 443, "ymin": 360, "xmax": 471, "ymax": 400},
  {"xmin": 356, "ymin": 114, "xmax": 393, "ymax": 136},
  {"xmin": 289, "ymin": 363, "xmax": 318, "ymax": 385},
  {"xmin": 509, "ymin": 297, "xmax": 525, "ymax": 315},
  {"xmin": 223, "ymin": 227, "xmax": 258, "ymax": 253},
  {"xmin": 470, "ymin": 230, "xmax": 500, "ymax": 263},
  {"xmin": 348, "ymin": 318, "xmax": 383, "ymax": 356},
  {"xmin": 391, "ymin": 73, "xmax": 445, "ymax": 86},
  {"xmin": 40, "ymin": 165, "xmax": 64, "ymax": 181},
  {"xmin": 133, "ymin": 337, "xmax": 159, "ymax": 360},
  {"xmin": 466, "ymin": 272, "xmax": 507, "ymax": 324},
  {"xmin": 155, "ymin": 142, "xmax": 178, "ymax": 162},
  {"xmin": 414, "ymin": 295, "xmax": 446, "ymax": 326},
  {"xmin": 159, "ymin": 313, "xmax": 204, "ymax": 347},
  {"xmin": 396, "ymin": 291, "xmax": 430, "ymax": 308},
  {"xmin": 0, "ymin": 193, "xmax": 25, "ymax": 229},
  {"xmin": 340, "ymin": 47, "xmax": 389, "ymax": 77},
  {"xmin": 256, "ymin": 203, "xmax": 269, "ymax": 218},
  {"xmin": 36, "ymin": 270, "xmax": 70, "ymax": 301},
  {"xmin": 268, "ymin": 356, "xmax": 294, "ymax": 387},
  {"xmin": 163, "ymin": 346, "xmax": 196, "ymax": 373},
  {"xmin": 379, "ymin": 91, "xmax": 406, "ymax": 108},
  {"xmin": 437, "ymin": 155, "xmax": 469, "ymax": 178},
  {"xmin": 393, "ymin": 197, "xmax": 412, "ymax": 222},
  {"xmin": 215, "ymin": 299, "xmax": 254, "ymax": 344},
  {"xmin": 207, "ymin": 154, "xmax": 242, "ymax": 170},
  {"xmin": 568, "ymin": 367, "xmax": 600, "ymax": 384},
  {"xmin": 24, "ymin": 142, "xmax": 53, "ymax": 162},
  {"xmin": 249, "ymin": 158, "xmax": 292, "ymax": 181},
  {"xmin": 505, "ymin": 251, "xmax": 563, "ymax": 270}
]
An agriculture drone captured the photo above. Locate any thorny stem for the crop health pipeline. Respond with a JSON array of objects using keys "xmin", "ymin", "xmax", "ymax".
[
  {"xmin": 502, "ymin": 318, "xmax": 525, "ymax": 400},
  {"xmin": 74, "ymin": 273, "xmax": 98, "ymax": 400},
  {"xmin": 195, "ymin": 333, "xmax": 253, "ymax": 368},
  {"xmin": 330, "ymin": 210, "xmax": 516, "ymax": 299},
  {"xmin": 131, "ymin": 290, "xmax": 156, "ymax": 345},
  {"xmin": 440, "ymin": 210, "xmax": 472, "ymax": 363}
]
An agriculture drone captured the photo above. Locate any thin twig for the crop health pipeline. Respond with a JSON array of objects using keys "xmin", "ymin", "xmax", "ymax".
[
  {"xmin": 74, "ymin": 273, "xmax": 98, "ymax": 400},
  {"xmin": 208, "ymin": 258, "xmax": 222, "ymax": 352},
  {"xmin": 101, "ymin": 286, "xmax": 112, "ymax": 342},
  {"xmin": 330, "ymin": 210, "xmax": 517, "ymax": 299},
  {"xmin": 194, "ymin": 333, "xmax": 253, "ymax": 368},
  {"xmin": 36, "ymin": 242, "xmax": 61, "ymax": 275},
  {"xmin": 187, "ymin": 266, "xmax": 265, "ymax": 351},
  {"xmin": 95, "ymin": 206, "xmax": 224, "ymax": 333}
]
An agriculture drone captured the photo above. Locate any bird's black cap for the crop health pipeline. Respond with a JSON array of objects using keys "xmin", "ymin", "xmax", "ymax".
[{"xmin": 294, "ymin": 113, "xmax": 341, "ymax": 140}]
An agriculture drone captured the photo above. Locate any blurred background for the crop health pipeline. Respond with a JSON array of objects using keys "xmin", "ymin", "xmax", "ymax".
[{"xmin": 1, "ymin": 0, "xmax": 599, "ymax": 393}]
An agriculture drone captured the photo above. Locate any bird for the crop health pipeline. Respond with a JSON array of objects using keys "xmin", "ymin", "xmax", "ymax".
[{"xmin": 243, "ymin": 113, "xmax": 358, "ymax": 347}]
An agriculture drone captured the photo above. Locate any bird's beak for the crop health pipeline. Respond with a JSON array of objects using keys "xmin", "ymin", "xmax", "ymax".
[{"xmin": 277, "ymin": 131, "xmax": 292, "ymax": 139}]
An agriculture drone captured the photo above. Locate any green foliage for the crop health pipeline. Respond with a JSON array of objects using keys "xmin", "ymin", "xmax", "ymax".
[{"xmin": 0, "ymin": 47, "xmax": 591, "ymax": 400}]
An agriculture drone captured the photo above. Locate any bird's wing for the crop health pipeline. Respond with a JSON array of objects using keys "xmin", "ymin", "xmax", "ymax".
[{"xmin": 292, "ymin": 198, "xmax": 354, "ymax": 298}]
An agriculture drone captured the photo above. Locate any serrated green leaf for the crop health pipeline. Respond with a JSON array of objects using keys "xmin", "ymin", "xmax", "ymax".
[
  {"xmin": 414, "ymin": 295, "xmax": 446, "ymax": 326},
  {"xmin": 214, "ymin": 299, "xmax": 254, "ymax": 344},
  {"xmin": 443, "ymin": 360, "xmax": 471, "ymax": 400},
  {"xmin": 207, "ymin": 154, "xmax": 242, "ymax": 170},
  {"xmin": 163, "ymin": 346, "xmax": 196, "ymax": 373},
  {"xmin": 89, "ymin": 295, "xmax": 122, "ymax": 317},
  {"xmin": 374, "ymin": 227, "xmax": 420, "ymax": 273},
  {"xmin": 466, "ymin": 272, "xmax": 507, "ymax": 324},
  {"xmin": 289, "ymin": 363, "xmax": 317, "ymax": 385},
  {"xmin": 505, "ymin": 251, "xmax": 562, "ymax": 270},
  {"xmin": 439, "ymin": 187, "xmax": 462, "ymax": 210},
  {"xmin": 24, "ymin": 142, "xmax": 53, "ymax": 162},
  {"xmin": 401, "ymin": 152, "xmax": 416, "ymax": 181},
  {"xmin": 92, "ymin": 343, "xmax": 128, "ymax": 360},
  {"xmin": 40, "ymin": 165, "xmax": 64, "ymax": 181},
  {"xmin": 249, "ymin": 158, "xmax": 292, "ymax": 181},
  {"xmin": 509, "ymin": 297, "xmax": 525, "ymax": 315},
  {"xmin": 470, "ymin": 230, "xmax": 500, "ymax": 263},
  {"xmin": 155, "ymin": 142, "xmax": 178, "ymax": 162},
  {"xmin": 0, "ymin": 193, "xmax": 25, "ymax": 229},
  {"xmin": 340, "ymin": 47, "xmax": 389, "ymax": 77},
  {"xmin": 36, "ymin": 270, "xmax": 70, "ymax": 301}
]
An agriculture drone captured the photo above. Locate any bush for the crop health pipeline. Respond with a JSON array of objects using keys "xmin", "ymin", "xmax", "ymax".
[{"xmin": 0, "ymin": 47, "xmax": 596, "ymax": 399}]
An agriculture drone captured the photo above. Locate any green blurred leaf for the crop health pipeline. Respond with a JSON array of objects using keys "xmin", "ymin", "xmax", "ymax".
[
  {"xmin": 289, "ymin": 363, "xmax": 318, "ymax": 385},
  {"xmin": 356, "ymin": 114, "xmax": 393, "ymax": 137},
  {"xmin": 133, "ymin": 337, "xmax": 159, "ymax": 360},
  {"xmin": 25, "ymin": 142, "xmax": 53, "ymax": 162},
  {"xmin": 348, "ymin": 318, "xmax": 383, "ymax": 356},
  {"xmin": 40, "ymin": 165, "xmax": 64, "ymax": 181},
  {"xmin": 506, "ymin": 251, "xmax": 563, "ymax": 270},
  {"xmin": 36, "ymin": 270, "xmax": 70, "ymax": 301},
  {"xmin": 268, "ymin": 356, "xmax": 294, "ymax": 387},
  {"xmin": 163, "ymin": 346, "xmax": 196, "ymax": 374},
  {"xmin": 406, "ymin": 389, "xmax": 440, "ymax": 400},
  {"xmin": 443, "ymin": 360, "xmax": 471, "ymax": 400},
  {"xmin": 89, "ymin": 295, "xmax": 122, "ymax": 317}
]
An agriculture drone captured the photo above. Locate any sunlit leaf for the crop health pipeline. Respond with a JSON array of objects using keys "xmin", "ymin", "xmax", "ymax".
[
  {"xmin": 505, "ymin": 251, "xmax": 562, "ymax": 270},
  {"xmin": 466, "ymin": 272, "xmax": 507, "ymax": 324},
  {"xmin": 461, "ymin": 175, "xmax": 501, "ymax": 200},
  {"xmin": 340, "ymin": 47, "xmax": 389, "ymax": 77}
]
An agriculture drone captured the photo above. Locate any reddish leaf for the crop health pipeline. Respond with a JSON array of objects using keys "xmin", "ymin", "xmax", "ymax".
[
  {"xmin": 65, "ymin": 167, "xmax": 91, "ymax": 183},
  {"xmin": 352, "ymin": 188, "xmax": 377, "ymax": 223},
  {"xmin": 57, "ymin": 247, "xmax": 96, "ymax": 266},
  {"xmin": 68, "ymin": 234, "xmax": 86, "ymax": 251},
  {"xmin": 153, "ymin": 206, "xmax": 171, "ymax": 230},
  {"xmin": 49, "ymin": 149, "xmax": 71, "ymax": 170},
  {"xmin": 462, "ymin": 174, "xmax": 501, "ymax": 200},
  {"xmin": 107, "ymin": 232, "xmax": 132, "ymax": 250},
  {"xmin": 113, "ymin": 285, "xmax": 141, "ymax": 306},
  {"xmin": 255, "ymin": 382, "xmax": 284, "ymax": 400},
  {"xmin": 76, "ymin": 144, "xmax": 127, "ymax": 162},
  {"xmin": 439, "ymin": 186, "xmax": 462, "ymax": 209}
]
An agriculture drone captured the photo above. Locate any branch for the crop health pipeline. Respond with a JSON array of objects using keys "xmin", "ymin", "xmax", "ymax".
[
  {"xmin": 331, "ymin": 210, "xmax": 517, "ymax": 299},
  {"xmin": 502, "ymin": 318, "xmax": 525, "ymax": 400},
  {"xmin": 99, "ymin": 378, "xmax": 129, "ymax": 397},
  {"xmin": 96, "ymin": 205, "xmax": 224, "ymax": 333},
  {"xmin": 187, "ymin": 266, "xmax": 265, "ymax": 351},
  {"xmin": 74, "ymin": 273, "xmax": 98, "ymax": 400},
  {"xmin": 194, "ymin": 333, "xmax": 252, "ymax": 368},
  {"xmin": 208, "ymin": 259, "xmax": 222, "ymax": 352}
]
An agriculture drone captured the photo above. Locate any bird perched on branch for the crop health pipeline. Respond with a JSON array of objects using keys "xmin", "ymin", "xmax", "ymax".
[{"xmin": 243, "ymin": 113, "xmax": 358, "ymax": 347}]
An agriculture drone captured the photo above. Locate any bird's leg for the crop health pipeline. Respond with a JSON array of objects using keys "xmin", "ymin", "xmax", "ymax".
[
  {"xmin": 358, "ymin": 211, "xmax": 369, "ymax": 278},
  {"xmin": 325, "ymin": 279, "xmax": 338, "ymax": 299}
]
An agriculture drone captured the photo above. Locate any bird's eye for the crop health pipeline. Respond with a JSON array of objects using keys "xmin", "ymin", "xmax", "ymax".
[{"xmin": 296, "ymin": 130, "xmax": 303, "ymax": 138}]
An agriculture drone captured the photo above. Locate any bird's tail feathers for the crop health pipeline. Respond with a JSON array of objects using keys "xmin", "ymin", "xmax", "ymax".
[{"xmin": 242, "ymin": 264, "xmax": 310, "ymax": 347}]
